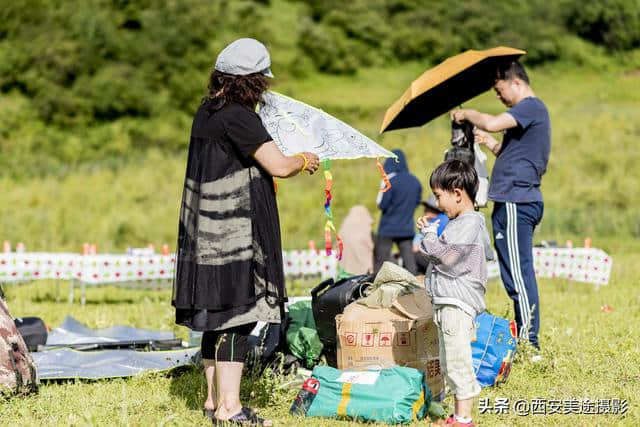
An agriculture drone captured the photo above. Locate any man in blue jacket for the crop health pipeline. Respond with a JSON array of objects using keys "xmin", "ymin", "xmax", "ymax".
[{"xmin": 374, "ymin": 149, "xmax": 422, "ymax": 274}]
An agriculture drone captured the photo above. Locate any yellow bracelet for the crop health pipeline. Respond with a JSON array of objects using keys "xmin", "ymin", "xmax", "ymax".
[{"xmin": 295, "ymin": 153, "xmax": 308, "ymax": 172}]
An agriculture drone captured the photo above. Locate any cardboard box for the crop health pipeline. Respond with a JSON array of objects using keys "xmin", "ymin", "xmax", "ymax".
[{"xmin": 336, "ymin": 289, "xmax": 444, "ymax": 400}]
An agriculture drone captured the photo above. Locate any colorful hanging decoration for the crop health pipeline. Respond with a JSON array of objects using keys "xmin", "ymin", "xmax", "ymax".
[
  {"xmin": 322, "ymin": 159, "xmax": 344, "ymax": 259},
  {"xmin": 376, "ymin": 157, "xmax": 392, "ymax": 193}
]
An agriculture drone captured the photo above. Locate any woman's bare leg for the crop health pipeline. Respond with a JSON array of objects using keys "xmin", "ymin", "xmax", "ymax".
[
  {"xmin": 213, "ymin": 361, "xmax": 244, "ymax": 419},
  {"xmin": 214, "ymin": 361, "xmax": 272, "ymax": 426},
  {"xmin": 203, "ymin": 359, "xmax": 216, "ymax": 412}
]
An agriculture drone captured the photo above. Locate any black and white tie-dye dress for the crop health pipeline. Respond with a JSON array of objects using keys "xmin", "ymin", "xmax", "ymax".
[{"xmin": 172, "ymin": 101, "xmax": 286, "ymax": 331}]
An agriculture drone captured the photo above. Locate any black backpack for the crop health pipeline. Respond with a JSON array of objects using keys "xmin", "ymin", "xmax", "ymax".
[
  {"xmin": 445, "ymin": 119, "xmax": 475, "ymax": 166},
  {"xmin": 14, "ymin": 317, "xmax": 48, "ymax": 352},
  {"xmin": 245, "ymin": 312, "xmax": 297, "ymax": 375}
]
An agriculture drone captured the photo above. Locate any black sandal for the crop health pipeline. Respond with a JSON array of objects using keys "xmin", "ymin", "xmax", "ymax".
[
  {"xmin": 203, "ymin": 408, "xmax": 216, "ymax": 420},
  {"xmin": 212, "ymin": 407, "xmax": 271, "ymax": 426}
]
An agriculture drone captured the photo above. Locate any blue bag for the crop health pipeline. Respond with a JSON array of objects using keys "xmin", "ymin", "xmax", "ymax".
[{"xmin": 472, "ymin": 312, "xmax": 517, "ymax": 387}]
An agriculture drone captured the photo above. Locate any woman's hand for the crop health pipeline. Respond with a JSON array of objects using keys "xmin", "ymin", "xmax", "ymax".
[{"xmin": 300, "ymin": 152, "xmax": 320, "ymax": 174}]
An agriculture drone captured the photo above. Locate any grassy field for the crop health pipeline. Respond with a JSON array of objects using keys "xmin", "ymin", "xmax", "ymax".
[
  {"xmin": 1, "ymin": 62, "xmax": 639, "ymax": 252},
  {"xmin": 0, "ymin": 247, "xmax": 638, "ymax": 426},
  {"xmin": 1, "ymin": 58, "xmax": 639, "ymax": 425}
]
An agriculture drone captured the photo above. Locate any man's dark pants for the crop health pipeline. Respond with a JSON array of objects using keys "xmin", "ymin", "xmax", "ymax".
[
  {"xmin": 374, "ymin": 235, "xmax": 417, "ymax": 275},
  {"xmin": 492, "ymin": 201, "xmax": 544, "ymax": 349}
]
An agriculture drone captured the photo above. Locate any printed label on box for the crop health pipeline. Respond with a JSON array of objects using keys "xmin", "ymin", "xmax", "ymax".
[
  {"xmin": 362, "ymin": 332, "xmax": 376, "ymax": 347},
  {"xmin": 379, "ymin": 332, "xmax": 392, "ymax": 347},
  {"xmin": 345, "ymin": 332, "xmax": 357, "ymax": 346},
  {"xmin": 397, "ymin": 332, "xmax": 410, "ymax": 346},
  {"xmin": 427, "ymin": 358, "xmax": 441, "ymax": 378}
]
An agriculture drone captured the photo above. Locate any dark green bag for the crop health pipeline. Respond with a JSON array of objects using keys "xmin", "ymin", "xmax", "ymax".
[{"xmin": 286, "ymin": 301, "xmax": 323, "ymax": 367}]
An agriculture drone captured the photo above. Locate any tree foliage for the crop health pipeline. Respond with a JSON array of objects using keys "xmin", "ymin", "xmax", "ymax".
[
  {"xmin": 565, "ymin": 0, "xmax": 640, "ymax": 50},
  {"xmin": 298, "ymin": 0, "xmax": 577, "ymax": 72},
  {"xmin": 0, "ymin": 0, "xmax": 638, "ymax": 178}
]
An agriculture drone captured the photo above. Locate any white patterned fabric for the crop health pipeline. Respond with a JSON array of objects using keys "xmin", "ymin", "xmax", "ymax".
[
  {"xmin": 0, "ymin": 253, "xmax": 175, "ymax": 284},
  {"xmin": 258, "ymin": 92, "xmax": 396, "ymax": 160},
  {"xmin": 0, "ymin": 253, "xmax": 80, "ymax": 282},
  {"xmin": 281, "ymin": 250, "xmax": 338, "ymax": 279},
  {"xmin": 0, "ymin": 248, "xmax": 612, "ymax": 286},
  {"xmin": 532, "ymin": 247, "xmax": 612, "ymax": 286}
]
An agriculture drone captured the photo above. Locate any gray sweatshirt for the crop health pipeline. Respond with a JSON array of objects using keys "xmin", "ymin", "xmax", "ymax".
[{"xmin": 420, "ymin": 211, "xmax": 494, "ymax": 316}]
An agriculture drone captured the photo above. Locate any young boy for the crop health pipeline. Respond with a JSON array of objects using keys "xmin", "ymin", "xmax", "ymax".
[{"xmin": 417, "ymin": 160, "xmax": 493, "ymax": 427}]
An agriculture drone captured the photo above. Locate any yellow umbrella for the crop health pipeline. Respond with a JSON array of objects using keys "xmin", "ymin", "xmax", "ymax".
[{"xmin": 380, "ymin": 46, "xmax": 526, "ymax": 133}]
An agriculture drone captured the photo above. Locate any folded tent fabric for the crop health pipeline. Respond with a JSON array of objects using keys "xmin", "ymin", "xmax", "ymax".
[
  {"xmin": 46, "ymin": 316, "xmax": 175, "ymax": 345},
  {"xmin": 32, "ymin": 347, "xmax": 200, "ymax": 380},
  {"xmin": 357, "ymin": 261, "xmax": 421, "ymax": 308}
]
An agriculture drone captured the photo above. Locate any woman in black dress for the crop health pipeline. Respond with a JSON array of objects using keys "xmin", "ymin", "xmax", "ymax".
[{"xmin": 172, "ymin": 38, "xmax": 319, "ymax": 425}]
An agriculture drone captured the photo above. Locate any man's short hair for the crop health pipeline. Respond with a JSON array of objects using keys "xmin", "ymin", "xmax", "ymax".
[
  {"xmin": 496, "ymin": 60, "xmax": 529, "ymax": 84},
  {"xmin": 429, "ymin": 160, "xmax": 479, "ymax": 202}
]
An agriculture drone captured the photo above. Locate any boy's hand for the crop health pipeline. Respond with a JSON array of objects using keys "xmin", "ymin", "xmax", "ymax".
[
  {"xmin": 416, "ymin": 215, "xmax": 429, "ymax": 230},
  {"xmin": 417, "ymin": 216, "xmax": 439, "ymax": 234}
]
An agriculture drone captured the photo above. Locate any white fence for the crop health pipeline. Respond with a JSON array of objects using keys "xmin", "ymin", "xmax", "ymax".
[{"xmin": 0, "ymin": 247, "xmax": 612, "ymax": 292}]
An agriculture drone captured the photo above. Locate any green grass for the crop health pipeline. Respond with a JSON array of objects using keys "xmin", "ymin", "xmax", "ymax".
[
  {"xmin": 0, "ymin": 247, "xmax": 638, "ymax": 426},
  {"xmin": 2, "ymin": 62, "xmax": 639, "ymax": 252}
]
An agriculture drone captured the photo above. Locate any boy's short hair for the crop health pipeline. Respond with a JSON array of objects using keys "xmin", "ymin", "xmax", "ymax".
[
  {"xmin": 496, "ymin": 60, "xmax": 529, "ymax": 85},
  {"xmin": 429, "ymin": 160, "xmax": 479, "ymax": 202}
]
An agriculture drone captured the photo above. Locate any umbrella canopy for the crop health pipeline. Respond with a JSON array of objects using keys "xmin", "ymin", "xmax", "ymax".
[
  {"xmin": 259, "ymin": 91, "xmax": 396, "ymax": 160},
  {"xmin": 380, "ymin": 46, "xmax": 526, "ymax": 133}
]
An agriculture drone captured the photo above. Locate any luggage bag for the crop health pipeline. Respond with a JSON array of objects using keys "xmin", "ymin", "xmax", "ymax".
[{"xmin": 311, "ymin": 274, "xmax": 372, "ymax": 367}]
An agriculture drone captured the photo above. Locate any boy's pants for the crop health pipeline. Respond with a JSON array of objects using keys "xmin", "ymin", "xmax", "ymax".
[
  {"xmin": 434, "ymin": 305, "xmax": 481, "ymax": 400},
  {"xmin": 492, "ymin": 201, "xmax": 544, "ymax": 349}
]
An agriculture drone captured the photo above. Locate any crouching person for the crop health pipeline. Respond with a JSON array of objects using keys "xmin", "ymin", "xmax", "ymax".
[{"xmin": 417, "ymin": 160, "xmax": 494, "ymax": 427}]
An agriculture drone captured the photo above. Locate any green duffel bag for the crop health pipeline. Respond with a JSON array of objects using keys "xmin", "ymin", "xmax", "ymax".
[
  {"xmin": 306, "ymin": 365, "xmax": 430, "ymax": 424},
  {"xmin": 286, "ymin": 301, "xmax": 323, "ymax": 367}
]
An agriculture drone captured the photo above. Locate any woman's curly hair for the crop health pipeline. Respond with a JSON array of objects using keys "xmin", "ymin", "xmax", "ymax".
[{"xmin": 205, "ymin": 70, "xmax": 269, "ymax": 112}]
